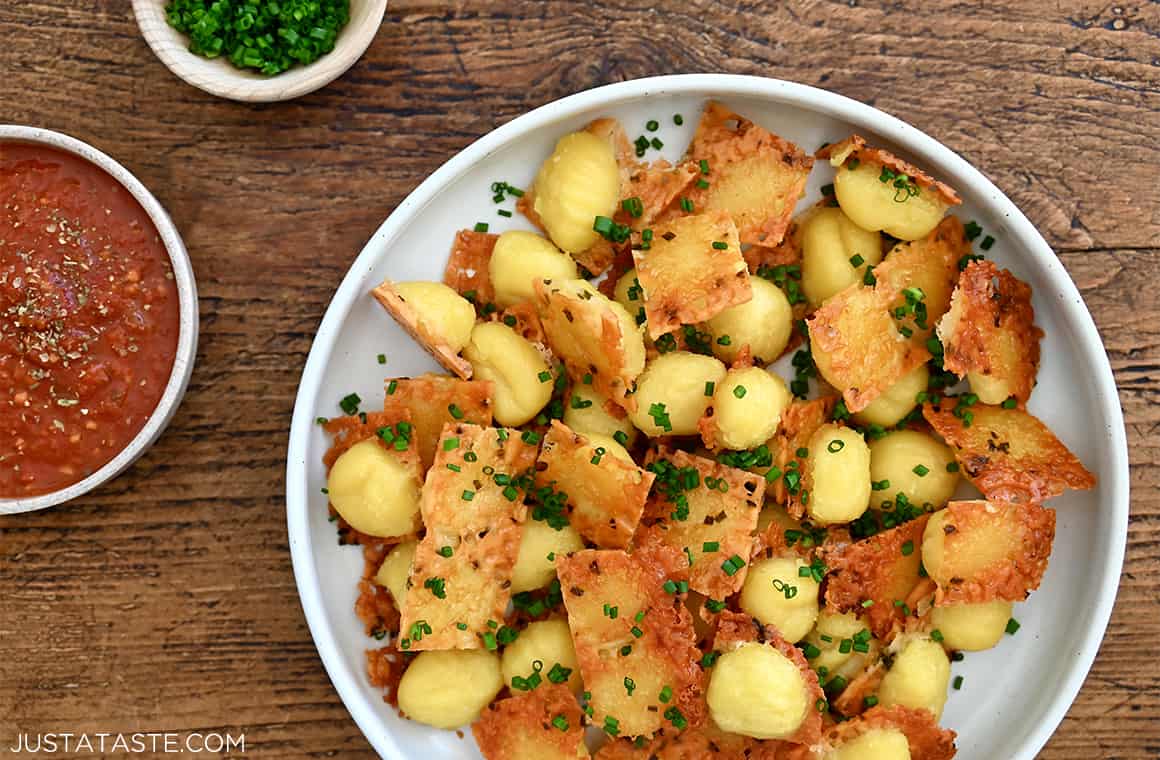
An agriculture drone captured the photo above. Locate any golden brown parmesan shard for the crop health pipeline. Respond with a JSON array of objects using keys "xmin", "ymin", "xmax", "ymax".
[
  {"xmin": 472, "ymin": 684, "xmax": 586, "ymax": 760},
  {"xmin": 936, "ymin": 259, "xmax": 1044, "ymax": 406},
  {"xmin": 556, "ymin": 545, "xmax": 705, "ymax": 740},
  {"xmin": 822, "ymin": 515, "xmax": 930, "ymax": 642},
  {"xmin": 382, "ymin": 374, "xmax": 494, "ymax": 472},
  {"xmin": 371, "ymin": 279, "xmax": 474, "ymax": 380},
  {"xmin": 595, "ymin": 720, "xmax": 806, "ymax": 759},
  {"xmin": 766, "ymin": 396, "xmax": 838, "ymax": 516},
  {"xmin": 823, "ymin": 704, "xmax": 957, "ymax": 760},
  {"xmin": 399, "ymin": 423, "xmax": 537, "ymax": 650},
  {"xmin": 807, "ymin": 281, "xmax": 931, "ymax": 413},
  {"xmin": 638, "ymin": 448, "xmax": 765, "ymax": 599},
  {"xmin": 922, "ymin": 401, "xmax": 1095, "ymax": 503},
  {"xmin": 534, "ymin": 278, "xmax": 644, "ymax": 411},
  {"xmin": 817, "ymin": 135, "xmax": 961, "ymax": 207},
  {"xmin": 535, "ymin": 420, "xmax": 654, "ymax": 549},
  {"xmin": 443, "ymin": 228, "xmax": 498, "ymax": 306},
  {"xmin": 873, "ymin": 216, "xmax": 970, "ymax": 341},
  {"xmin": 710, "ymin": 611, "xmax": 825, "ymax": 749},
  {"xmin": 682, "ymin": 102, "xmax": 813, "ymax": 246},
  {"xmin": 632, "ymin": 210, "xmax": 750, "ymax": 339},
  {"xmin": 924, "ymin": 499, "xmax": 1055, "ymax": 605}
]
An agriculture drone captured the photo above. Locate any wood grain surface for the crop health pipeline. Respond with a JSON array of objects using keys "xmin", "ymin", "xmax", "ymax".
[{"xmin": 1, "ymin": 1, "xmax": 1157, "ymax": 757}]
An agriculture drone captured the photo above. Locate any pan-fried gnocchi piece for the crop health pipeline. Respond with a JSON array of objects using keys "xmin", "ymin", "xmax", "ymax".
[
  {"xmin": 627, "ymin": 351, "xmax": 727, "ymax": 437},
  {"xmin": 921, "ymin": 500, "xmax": 1055, "ymax": 605},
  {"xmin": 398, "ymin": 649, "xmax": 504, "ymax": 728},
  {"xmin": 563, "ymin": 384, "xmax": 638, "ymax": 446},
  {"xmin": 374, "ymin": 539, "xmax": 418, "ymax": 611},
  {"xmin": 472, "ymin": 684, "xmax": 587, "ymax": 760},
  {"xmin": 582, "ymin": 432, "xmax": 634, "ymax": 464},
  {"xmin": 511, "ymin": 520, "xmax": 585, "ymax": 593},
  {"xmin": 853, "ymin": 364, "xmax": 929, "ymax": 429},
  {"xmin": 823, "ymin": 728, "xmax": 912, "ymax": 760},
  {"xmin": 463, "ymin": 322, "xmax": 554, "ymax": 426},
  {"xmin": 632, "ymin": 211, "xmax": 749, "ymax": 339},
  {"xmin": 923, "ymin": 402, "xmax": 1095, "ymax": 503},
  {"xmin": 800, "ymin": 206, "xmax": 884, "ymax": 307},
  {"xmin": 868, "ymin": 431, "xmax": 959, "ymax": 510},
  {"xmin": 704, "ymin": 276, "xmax": 794, "ymax": 364},
  {"xmin": 612, "ymin": 269, "xmax": 645, "ymax": 325},
  {"xmin": 806, "ymin": 424, "xmax": 872, "ymax": 525},
  {"xmin": 707, "ymin": 366, "xmax": 792, "ymax": 450},
  {"xmin": 820, "ymin": 136, "xmax": 960, "ymax": 241},
  {"xmin": 803, "ymin": 610, "xmax": 880, "ymax": 683},
  {"xmin": 707, "ymin": 641, "xmax": 813, "ymax": 740},
  {"xmin": 535, "ymin": 278, "xmax": 646, "ymax": 410},
  {"xmin": 930, "ymin": 599, "xmax": 1013, "ymax": 651},
  {"xmin": 531, "ymin": 130, "xmax": 620, "ymax": 254},
  {"xmin": 937, "ymin": 259, "xmax": 1043, "ymax": 406},
  {"xmin": 372, "ymin": 279, "xmax": 476, "ymax": 379},
  {"xmin": 489, "ymin": 231, "xmax": 578, "ymax": 308},
  {"xmin": 328, "ymin": 438, "xmax": 422, "ymax": 538},
  {"xmin": 876, "ymin": 636, "xmax": 951, "ymax": 720},
  {"xmin": 739, "ymin": 556, "xmax": 821, "ymax": 642},
  {"xmin": 500, "ymin": 619, "xmax": 583, "ymax": 693}
]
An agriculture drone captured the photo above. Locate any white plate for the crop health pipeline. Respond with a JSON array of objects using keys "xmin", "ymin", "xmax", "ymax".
[{"xmin": 286, "ymin": 74, "xmax": 1129, "ymax": 760}]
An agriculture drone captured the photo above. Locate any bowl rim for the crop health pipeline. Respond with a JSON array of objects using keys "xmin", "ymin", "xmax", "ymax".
[
  {"xmin": 131, "ymin": 0, "xmax": 388, "ymax": 103},
  {"xmin": 0, "ymin": 126, "xmax": 199, "ymax": 515},
  {"xmin": 284, "ymin": 73, "xmax": 1129, "ymax": 759}
]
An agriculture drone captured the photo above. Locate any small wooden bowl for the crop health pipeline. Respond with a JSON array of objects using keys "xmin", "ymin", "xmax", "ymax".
[{"xmin": 132, "ymin": 0, "xmax": 387, "ymax": 103}]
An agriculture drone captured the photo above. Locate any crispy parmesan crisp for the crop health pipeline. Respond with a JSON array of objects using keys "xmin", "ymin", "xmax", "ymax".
[
  {"xmin": 535, "ymin": 421, "xmax": 654, "ymax": 549},
  {"xmin": 400, "ymin": 423, "xmax": 538, "ymax": 650},
  {"xmin": 382, "ymin": 374, "xmax": 494, "ymax": 471},
  {"xmin": 682, "ymin": 102, "xmax": 813, "ymax": 246},
  {"xmin": 767, "ymin": 396, "xmax": 837, "ymax": 514},
  {"xmin": 444, "ymin": 228, "xmax": 498, "ymax": 306},
  {"xmin": 817, "ymin": 135, "xmax": 961, "ymax": 207},
  {"xmin": 556, "ymin": 546, "xmax": 705, "ymax": 739},
  {"xmin": 632, "ymin": 210, "xmax": 750, "ymax": 339},
  {"xmin": 494, "ymin": 300, "xmax": 548, "ymax": 346},
  {"xmin": 823, "ymin": 516, "xmax": 930, "ymax": 641},
  {"xmin": 927, "ymin": 499, "xmax": 1055, "ymax": 605},
  {"xmin": 371, "ymin": 279, "xmax": 474, "ymax": 379},
  {"xmin": 824, "ymin": 705, "xmax": 957, "ymax": 760},
  {"xmin": 873, "ymin": 216, "xmax": 969, "ymax": 341},
  {"xmin": 472, "ymin": 684, "xmax": 586, "ymax": 760},
  {"xmin": 639, "ymin": 448, "xmax": 764, "ymax": 599},
  {"xmin": 595, "ymin": 721, "xmax": 805, "ymax": 759},
  {"xmin": 711, "ymin": 611, "xmax": 825, "ymax": 749},
  {"xmin": 937, "ymin": 259, "xmax": 1044, "ymax": 405},
  {"xmin": 807, "ymin": 281, "xmax": 931, "ymax": 413},
  {"xmin": 534, "ymin": 278, "xmax": 643, "ymax": 410},
  {"xmin": 356, "ymin": 543, "xmax": 401, "ymax": 637},
  {"xmin": 923, "ymin": 402, "xmax": 1095, "ymax": 503}
]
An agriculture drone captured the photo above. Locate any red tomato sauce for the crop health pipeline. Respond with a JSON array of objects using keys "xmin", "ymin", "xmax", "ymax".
[{"xmin": 0, "ymin": 144, "xmax": 180, "ymax": 497}]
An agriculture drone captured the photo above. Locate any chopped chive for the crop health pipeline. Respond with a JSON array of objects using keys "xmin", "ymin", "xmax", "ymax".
[
  {"xmin": 1006, "ymin": 618, "xmax": 1021, "ymax": 635},
  {"xmin": 980, "ymin": 235, "xmax": 995, "ymax": 251},
  {"xmin": 913, "ymin": 464, "xmax": 930, "ymax": 477},
  {"xmin": 473, "ymin": 222, "xmax": 489, "ymax": 233},
  {"xmin": 712, "ymin": 240, "xmax": 728, "ymax": 249},
  {"xmin": 646, "ymin": 119, "xmax": 659, "ymax": 131}
]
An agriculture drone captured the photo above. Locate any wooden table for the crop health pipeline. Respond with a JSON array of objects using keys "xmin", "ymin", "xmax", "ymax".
[{"xmin": 1, "ymin": 2, "xmax": 1156, "ymax": 757}]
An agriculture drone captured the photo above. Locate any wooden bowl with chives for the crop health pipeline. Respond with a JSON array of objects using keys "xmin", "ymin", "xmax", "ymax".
[{"xmin": 132, "ymin": 0, "xmax": 387, "ymax": 103}]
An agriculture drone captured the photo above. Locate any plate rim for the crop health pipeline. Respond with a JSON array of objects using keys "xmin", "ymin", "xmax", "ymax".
[{"xmin": 285, "ymin": 73, "xmax": 1129, "ymax": 760}]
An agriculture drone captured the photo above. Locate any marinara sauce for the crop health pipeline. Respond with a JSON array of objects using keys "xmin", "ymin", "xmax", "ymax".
[{"xmin": 0, "ymin": 144, "xmax": 180, "ymax": 497}]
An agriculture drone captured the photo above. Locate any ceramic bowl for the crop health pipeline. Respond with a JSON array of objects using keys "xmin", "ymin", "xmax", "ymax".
[
  {"xmin": 0, "ymin": 126, "xmax": 199, "ymax": 515},
  {"xmin": 285, "ymin": 74, "xmax": 1129, "ymax": 759},
  {"xmin": 132, "ymin": 0, "xmax": 387, "ymax": 103}
]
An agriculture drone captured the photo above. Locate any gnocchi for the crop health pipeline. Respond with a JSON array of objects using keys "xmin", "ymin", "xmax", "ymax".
[
  {"xmin": 327, "ymin": 438, "xmax": 421, "ymax": 538},
  {"xmin": 489, "ymin": 230, "xmax": 578, "ymax": 308},
  {"xmin": 930, "ymin": 600, "xmax": 1013, "ymax": 652},
  {"xmin": 868, "ymin": 430, "xmax": 959, "ymax": 510},
  {"xmin": 710, "ymin": 366, "xmax": 792, "ymax": 450},
  {"xmin": 705, "ymin": 276, "xmax": 794, "ymax": 364},
  {"xmin": 739, "ymin": 556, "xmax": 820, "ymax": 642},
  {"xmin": 510, "ymin": 520, "xmax": 584, "ymax": 594},
  {"xmin": 500, "ymin": 619, "xmax": 583, "ymax": 693},
  {"xmin": 800, "ymin": 206, "xmax": 883, "ymax": 307},
  {"xmin": 391, "ymin": 281, "xmax": 477, "ymax": 353},
  {"xmin": 562, "ymin": 384, "xmax": 637, "ymax": 446},
  {"xmin": 374, "ymin": 539, "xmax": 417, "ymax": 610},
  {"xmin": 531, "ymin": 130, "xmax": 620, "ymax": 254},
  {"xmin": 833, "ymin": 160, "xmax": 949, "ymax": 241},
  {"xmin": 627, "ymin": 351, "xmax": 727, "ymax": 437},
  {"xmin": 876, "ymin": 636, "xmax": 951, "ymax": 719},
  {"xmin": 805, "ymin": 424, "xmax": 872, "ymax": 525},
  {"xmin": 824, "ymin": 728, "xmax": 912, "ymax": 760},
  {"xmin": 462, "ymin": 321, "xmax": 553, "ymax": 426},
  {"xmin": 397, "ymin": 649, "xmax": 504, "ymax": 728},
  {"xmin": 707, "ymin": 641, "xmax": 811, "ymax": 740},
  {"xmin": 853, "ymin": 363, "xmax": 929, "ymax": 429}
]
